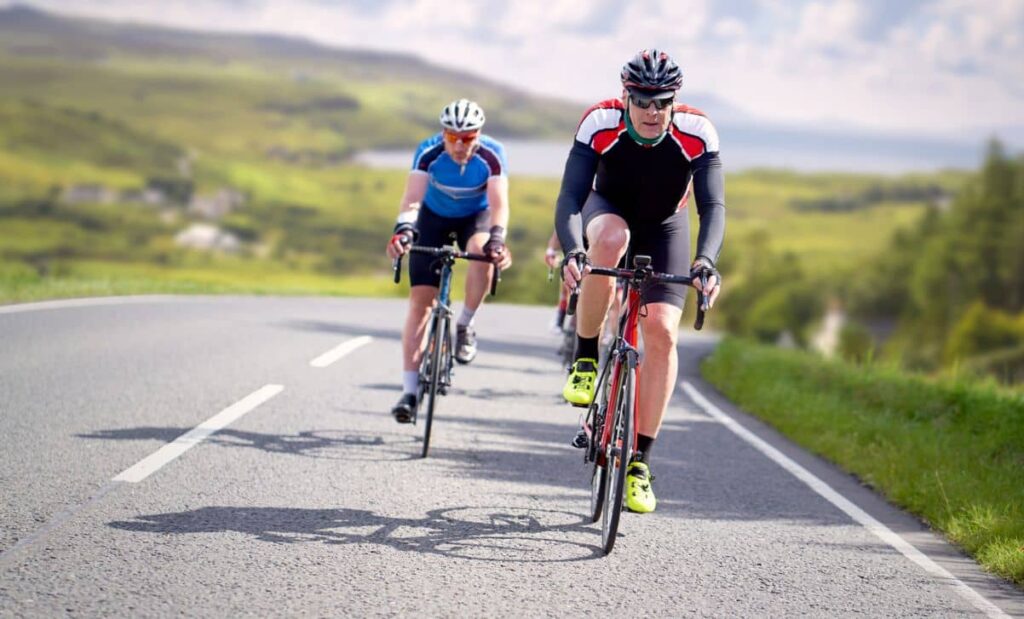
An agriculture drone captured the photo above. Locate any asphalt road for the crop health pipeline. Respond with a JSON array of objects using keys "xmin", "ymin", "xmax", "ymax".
[{"xmin": 0, "ymin": 296, "xmax": 1020, "ymax": 617}]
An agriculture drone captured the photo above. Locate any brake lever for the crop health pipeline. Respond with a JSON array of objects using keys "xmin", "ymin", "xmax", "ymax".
[
  {"xmin": 566, "ymin": 255, "xmax": 585, "ymax": 316},
  {"xmin": 694, "ymin": 271, "xmax": 708, "ymax": 331},
  {"xmin": 490, "ymin": 264, "xmax": 500, "ymax": 296}
]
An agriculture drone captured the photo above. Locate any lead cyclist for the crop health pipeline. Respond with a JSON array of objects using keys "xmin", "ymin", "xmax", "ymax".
[{"xmin": 555, "ymin": 49, "xmax": 725, "ymax": 513}]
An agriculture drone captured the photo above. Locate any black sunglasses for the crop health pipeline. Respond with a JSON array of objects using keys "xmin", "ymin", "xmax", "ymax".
[{"xmin": 629, "ymin": 93, "xmax": 674, "ymax": 110}]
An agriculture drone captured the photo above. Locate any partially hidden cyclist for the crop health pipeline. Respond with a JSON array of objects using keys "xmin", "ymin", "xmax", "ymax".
[
  {"xmin": 544, "ymin": 231, "xmax": 569, "ymax": 334},
  {"xmin": 386, "ymin": 98, "xmax": 512, "ymax": 422},
  {"xmin": 555, "ymin": 49, "xmax": 725, "ymax": 512}
]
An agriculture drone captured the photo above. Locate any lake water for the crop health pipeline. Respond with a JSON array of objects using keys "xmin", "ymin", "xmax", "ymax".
[
  {"xmin": 354, "ymin": 136, "xmax": 983, "ymax": 178},
  {"xmin": 354, "ymin": 139, "xmax": 572, "ymax": 178}
]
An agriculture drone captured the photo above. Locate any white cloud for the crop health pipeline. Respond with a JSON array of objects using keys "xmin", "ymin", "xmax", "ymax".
[
  {"xmin": 713, "ymin": 18, "xmax": 747, "ymax": 40},
  {"xmin": 6, "ymin": 0, "xmax": 1024, "ymax": 142}
]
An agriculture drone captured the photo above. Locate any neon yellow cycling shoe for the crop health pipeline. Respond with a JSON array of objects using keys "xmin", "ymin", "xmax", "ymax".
[
  {"xmin": 563, "ymin": 358, "xmax": 598, "ymax": 407},
  {"xmin": 625, "ymin": 461, "xmax": 657, "ymax": 513}
]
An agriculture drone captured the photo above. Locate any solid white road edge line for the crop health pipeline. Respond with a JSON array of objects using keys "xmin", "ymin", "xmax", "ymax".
[
  {"xmin": 309, "ymin": 335, "xmax": 373, "ymax": 368},
  {"xmin": 680, "ymin": 381, "xmax": 1009, "ymax": 619},
  {"xmin": 113, "ymin": 384, "xmax": 284, "ymax": 483}
]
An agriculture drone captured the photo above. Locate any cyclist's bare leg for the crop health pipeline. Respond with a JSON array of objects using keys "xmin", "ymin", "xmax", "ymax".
[
  {"xmin": 402, "ymin": 285, "xmax": 437, "ymax": 371},
  {"xmin": 637, "ymin": 302, "xmax": 682, "ymax": 437},
  {"xmin": 603, "ymin": 284, "xmax": 623, "ymax": 345},
  {"xmin": 462, "ymin": 231, "xmax": 492, "ymax": 312},
  {"xmin": 578, "ymin": 213, "xmax": 629, "ymax": 339}
]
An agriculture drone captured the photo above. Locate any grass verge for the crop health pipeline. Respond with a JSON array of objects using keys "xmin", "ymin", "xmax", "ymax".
[
  {"xmin": 0, "ymin": 260, "xmax": 404, "ymax": 304},
  {"xmin": 701, "ymin": 337, "xmax": 1024, "ymax": 586}
]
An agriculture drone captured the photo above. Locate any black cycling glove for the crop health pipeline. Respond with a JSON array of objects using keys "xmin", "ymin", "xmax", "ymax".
[
  {"xmin": 482, "ymin": 225, "xmax": 506, "ymax": 257},
  {"xmin": 391, "ymin": 221, "xmax": 417, "ymax": 246},
  {"xmin": 689, "ymin": 256, "xmax": 720, "ymax": 284},
  {"xmin": 560, "ymin": 250, "xmax": 590, "ymax": 281}
]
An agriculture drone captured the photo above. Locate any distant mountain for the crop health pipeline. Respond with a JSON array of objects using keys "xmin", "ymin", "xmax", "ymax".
[
  {"xmin": 0, "ymin": 5, "xmax": 999, "ymax": 173},
  {"xmin": 0, "ymin": 5, "xmax": 581, "ymax": 140}
]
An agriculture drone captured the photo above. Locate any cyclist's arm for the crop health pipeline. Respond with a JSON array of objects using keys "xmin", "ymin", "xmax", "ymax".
[
  {"xmin": 544, "ymin": 230, "xmax": 562, "ymax": 268},
  {"xmin": 554, "ymin": 141, "xmax": 599, "ymax": 256},
  {"xmin": 387, "ymin": 172, "xmax": 428, "ymax": 258},
  {"xmin": 485, "ymin": 175, "xmax": 510, "ymax": 231},
  {"xmin": 691, "ymin": 151, "xmax": 725, "ymax": 265},
  {"xmin": 398, "ymin": 171, "xmax": 428, "ymax": 217},
  {"xmin": 546, "ymin": 230, "xmax": 561, "ymax": 252}
]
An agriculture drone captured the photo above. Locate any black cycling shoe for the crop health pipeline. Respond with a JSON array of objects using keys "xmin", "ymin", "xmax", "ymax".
[
  {"xmin": 391, "ymin": 393, "xmax": 417, "ymax": 424},
  {"xmin": 454, "ymin": 325, "xmax": 477, "ymax": 365}
]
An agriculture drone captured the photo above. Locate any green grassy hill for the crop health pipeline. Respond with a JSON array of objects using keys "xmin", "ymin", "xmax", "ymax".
[{"xmin": 0, "ymin": 6, "xmax": 960, "ymax": 310}]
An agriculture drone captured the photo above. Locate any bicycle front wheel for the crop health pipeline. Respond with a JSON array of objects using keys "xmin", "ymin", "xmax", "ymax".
[
  {"xmin": 587, "ymin": 379, "xmax": 611, "ymax": 523},
  {"xmin": 601, "ymin": 361, "xmax": 635, "ymax": 554},
  {"xmin": 420, "ymin": 313, "xmax": 448, "ymax": 458},
  {"xmin": 589, "ymin": 453, "xmax": 606, "ymax": 523}
]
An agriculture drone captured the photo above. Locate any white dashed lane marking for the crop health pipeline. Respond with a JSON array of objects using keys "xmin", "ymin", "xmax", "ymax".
[
  {"xmin": 309, "ymin": 335, "xmax": 374, "ymax": 368},
  {"xmin": 114, "ymin": 384, "xmax": 284, "ymax": 483}
]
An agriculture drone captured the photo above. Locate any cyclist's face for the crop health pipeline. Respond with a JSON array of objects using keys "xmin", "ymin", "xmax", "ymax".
[
  {"xmin": 443, "ymin": 130, "xmax": 479, "ymax": 164},
  {"xmin": 624, "ymin": 91, "xmax": 673, "ymax": 139}
]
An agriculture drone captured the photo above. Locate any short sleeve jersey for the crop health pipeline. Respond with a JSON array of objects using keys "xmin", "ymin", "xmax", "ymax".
[
  {"xmin": 574, "ymin": 99, "xmax": 719, "ymax": 223},
  {"xmin": 410, "ymin": 134, "xmax": 508, "ymax": 219}
]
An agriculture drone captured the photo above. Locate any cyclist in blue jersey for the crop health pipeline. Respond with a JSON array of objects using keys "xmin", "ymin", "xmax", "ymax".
[
  {"xmin": 386, "ymin": 99, "xmax": 512, "ymax": 422},
  {"xmin": 556, "ymin": 50, "xmax": 725, "ymax": 512}
]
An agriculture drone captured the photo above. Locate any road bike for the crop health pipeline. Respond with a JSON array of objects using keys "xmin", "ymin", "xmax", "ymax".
[
  {"xmin": 567, "ymin": 254, "xmax": 707, "ymax": 553},
  {"xmin": 393, "ymin": 244, "xmax": 499, "ymax": 458}
]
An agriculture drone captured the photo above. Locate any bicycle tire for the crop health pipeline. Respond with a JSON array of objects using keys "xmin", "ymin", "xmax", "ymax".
[
  {"xmin": 587, "ymin": 369, "xmax": 613, "ymax": 522},
  {"xmin": 420, "ymin": 314, "xmax": 448, "ymax": 458},
  {"xmin": 601, "ymin": 360, "xmax": 635, "ymax": 554},
  {"xmin": 416, "ymin": 314, "xmax": 437, "ymax": 420},
  {"xmin": 588, "ymin": 449, "xmax": 606, "ymax": 523}
]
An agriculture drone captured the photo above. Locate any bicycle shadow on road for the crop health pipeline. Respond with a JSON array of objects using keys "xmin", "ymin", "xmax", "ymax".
[
  {"xmin": 77, "ymin": 427, "xmax": 423, "ymax": 462},
  {"xmin": 109, "ymin": 505, "xmax": 603, "ymax": 563}
]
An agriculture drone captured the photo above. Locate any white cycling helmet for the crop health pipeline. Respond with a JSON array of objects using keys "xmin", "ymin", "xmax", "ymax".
[{"xmin": 439, "ymin": 98, "xmax": 485, "ymax": 131}]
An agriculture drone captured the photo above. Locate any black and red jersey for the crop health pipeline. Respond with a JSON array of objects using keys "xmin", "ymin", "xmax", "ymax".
[{"xmin": 555, "ymin": 98, "xmax": 725, "ymax": 263}]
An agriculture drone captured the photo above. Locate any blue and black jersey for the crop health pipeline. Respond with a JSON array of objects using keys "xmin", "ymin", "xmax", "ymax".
[{"xmin": 411, "ymin": 134, "xmax": 508, "ymax": 219}]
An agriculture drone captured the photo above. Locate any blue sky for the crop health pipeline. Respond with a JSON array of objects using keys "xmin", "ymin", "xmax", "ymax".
[{"xmin": 10, "ymin": 0, "xmax": 1024, "ymax": 144}]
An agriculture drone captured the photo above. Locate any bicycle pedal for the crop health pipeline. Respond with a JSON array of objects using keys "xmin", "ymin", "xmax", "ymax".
[{"xmin": 571, "ymin": 429, "xmax": 589, "ymax": 449}]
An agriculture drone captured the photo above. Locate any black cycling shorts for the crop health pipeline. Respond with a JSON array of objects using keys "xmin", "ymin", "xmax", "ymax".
[
  {"xmin": 410, "ymin": 203, "xmax": 491, "ymax": 287},
  {"xmin": 581, "ymin": 191, "xmax": 690, "ymax": 309}
]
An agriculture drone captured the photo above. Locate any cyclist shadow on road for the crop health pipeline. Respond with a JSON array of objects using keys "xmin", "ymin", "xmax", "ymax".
[{"xmin": 109, "ymin": 504, "xmax": 603, "ymax": 563}]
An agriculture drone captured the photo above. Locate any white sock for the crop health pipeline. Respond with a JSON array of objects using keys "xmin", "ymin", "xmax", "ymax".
[
  {"xmin": 402, "ymin": 370, "xmax": 419, "ymax": 395},
  {"xmin": 456, "ymin": 307, "xmax": 476, "ymax": 328}
]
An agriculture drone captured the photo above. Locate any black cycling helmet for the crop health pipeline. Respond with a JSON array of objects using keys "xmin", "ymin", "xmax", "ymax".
[{"xmin": 620, "ymin": 48, "xmax": 683, "ymax": 98}]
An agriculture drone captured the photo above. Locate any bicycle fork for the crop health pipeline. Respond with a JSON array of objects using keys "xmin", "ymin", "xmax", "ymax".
[{"xmin": 575, "ymin": 345, "xmax": 639, "ymax": 465}]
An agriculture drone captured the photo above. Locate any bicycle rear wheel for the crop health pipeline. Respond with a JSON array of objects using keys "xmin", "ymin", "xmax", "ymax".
[
  {"xmin": 420, "ymin": 313, "xmax": 448, "ymax": 458},
  {"xmin": 601, "ymin": 361, "xmax": 635, "ymax": 554}
]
